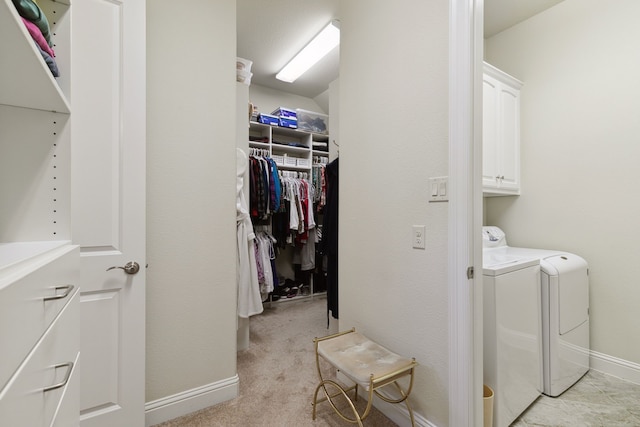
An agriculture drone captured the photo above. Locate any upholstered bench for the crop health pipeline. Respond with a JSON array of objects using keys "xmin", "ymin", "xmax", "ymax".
[{"xmin": 312, "ymin": 328, "xmax": 417, "ymax": 426}]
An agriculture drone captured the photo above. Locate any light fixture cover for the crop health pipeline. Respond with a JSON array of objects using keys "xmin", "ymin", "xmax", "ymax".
[{"xmin": 276, "ymin": 20, "xmax": 340, "ymax": 83}]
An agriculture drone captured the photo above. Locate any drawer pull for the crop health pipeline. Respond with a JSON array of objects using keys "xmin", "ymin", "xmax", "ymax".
[
  {"xmin": 43, "ymin": 362, "xmax": 74, "ymax": 392},
  {"xmin": 44, "ymin": 284, "xmax": 75, "ymax": 301}
]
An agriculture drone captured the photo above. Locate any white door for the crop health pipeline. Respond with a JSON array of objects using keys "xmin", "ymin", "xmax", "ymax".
[{"xmin": 70, "ymin": 0, "xmax": 146, "ymax": 426}]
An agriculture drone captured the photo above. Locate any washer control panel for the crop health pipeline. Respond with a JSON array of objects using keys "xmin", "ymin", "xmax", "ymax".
[{"xmin": 483, "ymin": 226, "xmax": 507, "ymax": 248}]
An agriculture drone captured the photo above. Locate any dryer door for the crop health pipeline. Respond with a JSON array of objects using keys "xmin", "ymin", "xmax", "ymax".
[{"xmin": 545, "ymin": 255, "xmax": 589, "ymax": 335}]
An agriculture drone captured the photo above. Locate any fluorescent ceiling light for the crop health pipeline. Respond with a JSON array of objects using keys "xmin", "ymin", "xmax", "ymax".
[{"xmin": 276, "ymin": 20, "xmax": 340, "ymax": 83}]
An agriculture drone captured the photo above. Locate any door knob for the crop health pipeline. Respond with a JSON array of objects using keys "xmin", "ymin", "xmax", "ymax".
[{"xmin": 106, "ymin": 261, "xmax": 140, "ymax": 275}]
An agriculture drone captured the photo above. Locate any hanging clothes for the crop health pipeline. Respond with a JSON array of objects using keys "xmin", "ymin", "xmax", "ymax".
[
  {"xmin": 277, "ymin": 171, "xmax": 316, "ymax": 246},
  {"xmin": 312, "ymin": 158, "xmax": 328, "ymax": 212},
  {"xmin": 236, "ymin": 149, "xmax": 263, "ymax": 318},
  {"xmin": 320, "ymin": 158, "xmax": 339, "ymax": 322},
  {"xmin": 254, "ymin": 231, "xmax": 279, "ymax": 300},
  {"xmin": 248, "ymin": 150, "xmax": 281, "ymax": 222}
]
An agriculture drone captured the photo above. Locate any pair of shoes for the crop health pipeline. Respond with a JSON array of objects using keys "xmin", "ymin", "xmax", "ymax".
[
  {"xmin": 276, "ymin": 286, "xmax": 297, "ymax": 298},
  {"xmin": 285, "ymin": 286, "xmax": 298, "ymax": 298}
]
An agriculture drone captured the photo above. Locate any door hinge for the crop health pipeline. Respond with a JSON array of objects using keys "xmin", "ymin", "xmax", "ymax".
[{"xmin": 467, "ymin": 266, "xmax": 474, "ymax": 279}]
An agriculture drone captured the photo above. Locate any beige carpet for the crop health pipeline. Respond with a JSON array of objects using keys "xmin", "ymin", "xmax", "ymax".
[{"xmin": 152, "ymin": 297, "xmax": 398, "ymax": 427}]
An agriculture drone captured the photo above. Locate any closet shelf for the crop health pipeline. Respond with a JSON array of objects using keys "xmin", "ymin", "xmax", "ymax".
[
  {"xmin": 0, "ymin": 0, "xmax": 70, "ymax": 113},
  {"xmin": 0, "ymin": 240, "xmax": 71, "ymax": 286},
  {"xmin": 276, "ymin": 164, "xmax": 310, "ymax": 172},
  {"xmin": 249, "ymin": 141, "xmax": 270, "ymax": 150},
  {"xmin": 271, "ymin": 144, "xmax": 309, "ymax": 155},
  {"xmin": 265, "ymin": 292, "xmax": 326, "ymax": 305}
]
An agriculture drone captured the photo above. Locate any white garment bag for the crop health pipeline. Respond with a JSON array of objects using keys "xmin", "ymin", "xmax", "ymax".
[{"xmin": 236, "ymin": 149, "xmax": 263, "ymax": 318}]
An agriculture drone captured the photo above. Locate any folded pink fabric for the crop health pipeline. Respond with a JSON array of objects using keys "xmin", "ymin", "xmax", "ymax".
[{"xmin": 21, "ymin": 16, "xmax": 55, "ymax": 58}]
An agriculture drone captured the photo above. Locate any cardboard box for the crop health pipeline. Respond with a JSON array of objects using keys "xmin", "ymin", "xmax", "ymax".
[
  {"xmin": 278, "ymin": 117, "xmax": 298, "ymax": 129},
  {"xmin": 258, "ymin": 114, "xmax": 279, "ymax": 126},
  {"xmin": 271, "ymin": 107, "xmax": 297, "ymax": 120}
]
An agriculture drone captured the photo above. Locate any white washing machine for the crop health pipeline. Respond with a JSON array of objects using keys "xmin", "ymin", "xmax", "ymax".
[
  {"xmin": 483, "ymin": 247, "xmax": 542, "ymax": 427},
  {"xmin": 483, "ymin": 226, "xmax": 590, "ymax": 397}
]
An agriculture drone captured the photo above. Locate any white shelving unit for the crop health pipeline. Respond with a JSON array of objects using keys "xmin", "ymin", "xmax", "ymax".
[
  {"xmin": 249, "ymin": 121, "xmax": 329, "ymax": 169},
  {"xmin": 1, "ymin": 0, "xmax": 73, "ymax": 251},
  {"xmin": 248, "ymin": 121, "xmax": 329, "ymax": 304},
  {"xmin": 0, "ymin": 1, "xmax": 80, "ymax": 424}
]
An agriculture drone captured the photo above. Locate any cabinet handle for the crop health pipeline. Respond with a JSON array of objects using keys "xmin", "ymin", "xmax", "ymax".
[
  {"xmin": 43, "ymin": 285, "xmax": 75, "ymax": 301},
  {"xmin": 43, "ymin": 362, "xmax": 74, "ymax": 392}
]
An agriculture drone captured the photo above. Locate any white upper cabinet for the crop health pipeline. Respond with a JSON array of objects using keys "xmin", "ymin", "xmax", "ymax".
[{"xmin": 483, "ymin": 62, "xmax": 523, "ymax": 196}]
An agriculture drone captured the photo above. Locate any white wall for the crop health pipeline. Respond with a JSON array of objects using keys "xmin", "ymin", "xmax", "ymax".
[
  {"xmin": 485, "ymin": 0, "xmax": 640, "ymax": 367},
  {"xmin": 339, "ymin": 1, "xmax": 450, "ymax": 425},
  {"xmin": 146, "ymin": 0, "xmax": 238, "ymax": 403},
  {"xmin": 248, "ymin": 84, "xmax": 326, "ymax": 117}
]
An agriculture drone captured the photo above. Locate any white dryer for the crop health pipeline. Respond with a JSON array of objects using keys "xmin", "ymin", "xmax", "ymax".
[
  {"xmin": 483, "ymin": 226, "xmax": 590, "ymax": 397},
  {"xmin": 482, "ymin": 247, "xmax": 542, "ymax": 427}
]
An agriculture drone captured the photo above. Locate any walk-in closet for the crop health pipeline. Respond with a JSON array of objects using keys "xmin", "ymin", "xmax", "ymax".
[{"xmin": 235, "ymin": 1, "xmax": 341, "ymax": 344}]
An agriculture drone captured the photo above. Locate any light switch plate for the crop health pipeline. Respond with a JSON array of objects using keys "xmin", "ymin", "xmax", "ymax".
[{"xmin": 428, "ymin": 176, "xmax": 448, "ymax": 202}]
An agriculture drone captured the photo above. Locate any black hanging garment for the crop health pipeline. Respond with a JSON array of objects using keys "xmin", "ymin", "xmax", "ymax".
[{"xmin": 320, "ymin": 158, "xmax": 339, "ymax": 324}]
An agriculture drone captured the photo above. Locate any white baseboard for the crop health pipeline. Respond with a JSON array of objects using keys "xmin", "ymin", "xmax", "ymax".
[
  {"xmin": 590, "ymin": 350, "xmax": 640, "ymax": 385},
  {"xmin": 336, "ymin": 372, "xmax": 438, "ymax": 427},
  {"xmin": 370, "ymin": 391, "xmax": 437, "ymax": 427},
  {"xmin": 145, "ymin": 375, "xmax": 239, "ymax": 427}
]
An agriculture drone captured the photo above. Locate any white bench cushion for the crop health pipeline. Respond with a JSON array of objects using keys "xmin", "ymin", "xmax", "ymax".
[{"xmin": 317, "ymin": 331, "xmax": 413, "ymax": 390}]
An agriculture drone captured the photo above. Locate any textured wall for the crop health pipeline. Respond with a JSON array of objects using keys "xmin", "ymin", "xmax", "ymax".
[
  {"xmin": 338, "ymin": 1, "xmax": 450, "ymax": 425},
  {"xmin": 146, "ymin": 0, "xmax": 238, "ymax": 402},
  {"xmin": 485, "ymin": 0, "xmax": 640, "ymax": 366}
]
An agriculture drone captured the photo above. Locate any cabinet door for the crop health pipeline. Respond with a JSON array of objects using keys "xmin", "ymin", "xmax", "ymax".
[
  {"xmin": 497, "ymin": 84, "xmax": 520, "ymax": 192},
  {"xmin": 482, "ymin": 74, "xmax": 500, "ymax": 189}
]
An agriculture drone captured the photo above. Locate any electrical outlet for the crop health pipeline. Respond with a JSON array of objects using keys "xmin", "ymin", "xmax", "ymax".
[{"xmin": 412, "ymin": 225, "xmax": 426, "ymax": 249}]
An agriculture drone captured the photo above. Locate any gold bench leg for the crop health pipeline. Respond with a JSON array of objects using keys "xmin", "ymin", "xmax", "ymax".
[
  {"xmin": 372, "ymin": 380, "xmax": 416, "ymax": 427},
  {"xmin": 312, "ymin": 379, "xmax": 364, "ymax": 426}
]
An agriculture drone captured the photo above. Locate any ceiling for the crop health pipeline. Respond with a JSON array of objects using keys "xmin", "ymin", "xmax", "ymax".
[
  {"xmin": 484, "ymin": 0, "xmax": 565, "ymax": 38},
  {"xmin": 236, "ymin": 0, "xmax": 341, "ymax": 100},
  {"xmin": 237, "ymin": 0, "xmax": 565, "ymax": 100}
]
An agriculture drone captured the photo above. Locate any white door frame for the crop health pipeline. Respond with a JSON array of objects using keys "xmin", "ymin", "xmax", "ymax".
[{"xmin": 448, "ymin": 0, "xmax": 484, "ymax": 426}]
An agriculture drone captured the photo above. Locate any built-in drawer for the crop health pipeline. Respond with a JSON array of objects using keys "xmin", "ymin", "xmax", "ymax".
[
  {"xmin": 0, "ymin": 289, "xmax": 79, "ymax": 426},
  {"xmin": 0, "ymin": 245, "xmax": 79, "ymax": 390}
]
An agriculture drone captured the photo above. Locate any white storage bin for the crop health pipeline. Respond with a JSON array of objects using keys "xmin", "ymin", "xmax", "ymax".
[
  {"xmin": 236, "ymin": 57, "xmax": 253, "ymax": 72},
  {"xmin": 297, "ymin": 158, "xmax": 310, "ymax": 167},
  {"xmin": 296, "ymin": 109, "xmax": 329, "ymax": 134},
  {"xmin": 237, "ymin": 69, "xmax": 252, "ymax": 85},
  {"xmin": 283, "ymin": 156, "xmax": 298, "ymax": 166},
  {"xmin": 271, "ymin": 154, "xmax": 284, "ymax": 165}
]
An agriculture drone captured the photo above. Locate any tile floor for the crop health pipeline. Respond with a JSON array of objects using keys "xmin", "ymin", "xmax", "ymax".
[{"xmin": 511, "ymin": 370, "xmax": 640, "ymax": 426}]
